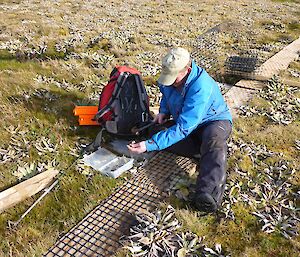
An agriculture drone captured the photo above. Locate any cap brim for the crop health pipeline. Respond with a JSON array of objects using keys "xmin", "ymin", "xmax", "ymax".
[{"xmin": 157, "ymin": 70, "xmax": 178, "ymax": 86}]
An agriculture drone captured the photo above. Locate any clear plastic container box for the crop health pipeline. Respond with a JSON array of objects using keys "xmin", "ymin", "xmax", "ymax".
[{"xmin": 83, "ymin": 147, "xmax": 134, "ymax": 178}]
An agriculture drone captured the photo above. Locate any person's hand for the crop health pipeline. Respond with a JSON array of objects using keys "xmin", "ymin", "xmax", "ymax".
[
  {"xmin": 127, "ymin": 141, "xmax": 147, "ymax": 154},
  {"xmin": 154, "ymin": 113, "xmax": 167, "ymax": 124}
]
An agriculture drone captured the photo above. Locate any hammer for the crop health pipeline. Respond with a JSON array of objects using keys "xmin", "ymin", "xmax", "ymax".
[{"xmin": 131, "ymin": 122, "xmax": 155, "ymax": 135}]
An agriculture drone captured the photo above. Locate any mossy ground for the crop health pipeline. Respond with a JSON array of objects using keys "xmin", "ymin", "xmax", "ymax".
[
  {"xmin": 171, "ymin": 116, "xmax": 300, "ymax": 256},
  {"xmin": 167, "ymin": 77, "xmax": 300, "ymax": 256},
  {"xmin": 0, "ymin": 0, "xmax": 299, "ymax": 256},
  {"xmin": 0, "ymin": 58, "xmax": 128, "ymax": 256}
]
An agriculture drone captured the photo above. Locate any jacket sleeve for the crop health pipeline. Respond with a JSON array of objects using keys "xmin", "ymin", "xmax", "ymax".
[{"xmin": 145, "ymin": 81, "xmax": 213, "ymax": 151}]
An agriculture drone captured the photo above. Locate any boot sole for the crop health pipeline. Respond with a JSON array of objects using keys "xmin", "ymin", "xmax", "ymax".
[{"xmin": 194, "ymin": 192, "xmax": 218, "ymax": 213}]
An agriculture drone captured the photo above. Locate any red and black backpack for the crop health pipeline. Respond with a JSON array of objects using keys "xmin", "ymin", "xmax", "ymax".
[
  {"xmin": 94, "ymin": 66, "xmax": 152, "ymax": 135},
  {"xmin": 85, "ymin": 66, "xmax": 153, "ymax": 153}
]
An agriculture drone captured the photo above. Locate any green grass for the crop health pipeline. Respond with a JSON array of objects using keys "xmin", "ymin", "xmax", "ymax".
[
  {"xmin": 1, "ymin": 0, "xmax": 300, "ymax": 256},
  {"xmin": 0, "ymin": 172, "xmax": 121, "ymax": 255},
  {"xmin": 272, "ymin": 0, "xmax": 300, "ymax": 3},
  {"xmin": 0, "ymin": 56, "xmax": 128, "ymax": 256},
  {"xmin": 170, "ymin": 81, "xmax": 300, "ymax": 257}
]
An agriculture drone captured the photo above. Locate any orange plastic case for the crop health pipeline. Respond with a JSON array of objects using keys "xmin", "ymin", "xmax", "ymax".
[{"xmin": 73, "ymin": 106, "xmax": 100, "ymax": 126}]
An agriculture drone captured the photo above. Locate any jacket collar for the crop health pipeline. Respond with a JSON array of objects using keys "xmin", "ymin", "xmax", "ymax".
[
  {"xmin": 186, "ymin": 60, "xmax": 202, "ymax": 85},
  {"xmin": 180, "ymin": 60, "xmax": 202, "ymax": 96}
]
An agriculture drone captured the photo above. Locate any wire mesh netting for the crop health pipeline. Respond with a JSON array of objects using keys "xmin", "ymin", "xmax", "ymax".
[
  {"xmin": 190, "ymin": 22, "xmax": 292, "ymax": 87},
  {"xmin": 44, "ymin": 152, "xmax": 196, "ymax": 257},
  {"xmin": 191, "ymin": 23, "xmax": 300, "ymax": 114},
  {"xmin": 146, "ymin": 22, "xmax": 294, "ymax": 107},
  {"xmin": 225, "ymin": 55, "xmax": 258, "ymax": 74}
]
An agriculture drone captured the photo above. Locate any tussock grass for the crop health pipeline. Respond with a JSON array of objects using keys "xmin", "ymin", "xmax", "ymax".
[
  {"xmin": 272, "ymin": 0, "xmax": 300, "ymax": 3},
  {"xmin": 170, "ymin": 81, "xmax": 300, "ymax": 257},
  {"xmin": 0, "ymin": 0, "xmax": 299, "ymax": 256},
  {"xmin": 0, "ymin": 56, "xmax": 125, "ymax": 256}
]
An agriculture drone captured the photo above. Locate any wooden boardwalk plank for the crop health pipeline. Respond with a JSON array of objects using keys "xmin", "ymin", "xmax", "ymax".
[{"xmin": 225, "ymin": 37, "xmax": 300, "ymax": 117}]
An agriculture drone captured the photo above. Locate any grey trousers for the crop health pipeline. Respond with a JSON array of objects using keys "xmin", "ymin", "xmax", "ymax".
[{"xmin": 151, "ymin": 120, "xmax": 232, "ymax": 205}]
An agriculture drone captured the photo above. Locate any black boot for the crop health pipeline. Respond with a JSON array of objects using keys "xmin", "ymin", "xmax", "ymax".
[{"xmin": 193, "ymin": 175, "xmax": 226, "ymax": 213}]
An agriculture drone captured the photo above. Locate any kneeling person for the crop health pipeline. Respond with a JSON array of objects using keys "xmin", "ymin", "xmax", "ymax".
[{"xmin": 128, "ymin": 47, "xmax": 232, "ymax": 213}]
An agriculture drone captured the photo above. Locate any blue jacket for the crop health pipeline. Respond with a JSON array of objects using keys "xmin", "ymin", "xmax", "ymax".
[{"xmin": 145, "ymin": 60, "xmax": 232, "ymax": 152}]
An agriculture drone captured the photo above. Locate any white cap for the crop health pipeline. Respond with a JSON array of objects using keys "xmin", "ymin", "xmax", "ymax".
[{"xmin": 157, "ymin": 47, "xmax": 190, "ymax": 86}]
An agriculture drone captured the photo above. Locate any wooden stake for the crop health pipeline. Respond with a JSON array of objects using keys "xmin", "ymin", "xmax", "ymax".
[{"xmin": 0, "ymin": 169, "xmax": 59, "ymax": 213}]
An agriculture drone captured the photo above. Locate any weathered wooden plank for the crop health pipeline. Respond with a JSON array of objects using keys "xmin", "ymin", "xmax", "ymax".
[
  {"xmin": 256, "ymin": 37, "xmax": 300, "ymax": 79},
  {"xmin": 0, "ymin": 169, "xmax": 59, "ymax": 213},
  {"xmin": 225, "ymin": 37, "xmax": 300, "ymax": 117}
]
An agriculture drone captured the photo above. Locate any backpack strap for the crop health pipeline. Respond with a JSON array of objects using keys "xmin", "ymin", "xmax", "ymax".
[
  {"xmin": 94, "ymin": 72, "xmax": 129, "ymax": 121},
  {"xmin": 134, "ymin": 74, "xmax": 150, "ymax": 122},
  {"xmin": 82, "ymin": 127, "xmax": 105, "ymax": 154}
]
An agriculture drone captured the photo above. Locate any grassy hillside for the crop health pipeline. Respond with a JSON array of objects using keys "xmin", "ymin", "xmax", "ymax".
[{"xmin": 0, "ymin": 0, "xmax": 299, "ymax": 256}]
